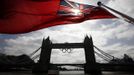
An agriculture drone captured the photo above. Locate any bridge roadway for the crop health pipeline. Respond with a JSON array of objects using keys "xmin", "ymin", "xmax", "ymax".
[
  {"xmin": 53, "ymin": 63, "xmax": 134, "ymax": 66},
  {"xmin": 1, "ymin": 63, "xmax": 134, "ymax": 71},
  {"xmin": 0, "ymin": 71, "xmax": 133, "ymax": 75},
  {"xmin": 0, "ymin": 64, "xmax": 133, "ymax": 75},
  {"xmin": 52, "ymin": 63, "xmax": 134, "ymax": 71}
]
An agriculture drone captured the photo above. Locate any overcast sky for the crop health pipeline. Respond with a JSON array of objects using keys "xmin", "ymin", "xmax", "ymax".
[{"xmin": 0, "ymin": 0, "xmax": 134, "ymax": 64}]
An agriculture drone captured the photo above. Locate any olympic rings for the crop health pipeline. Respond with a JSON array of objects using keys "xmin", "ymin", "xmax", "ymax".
[{"xmin": 61, "ymin": 48, "xmax": 72, "ymax": 53}]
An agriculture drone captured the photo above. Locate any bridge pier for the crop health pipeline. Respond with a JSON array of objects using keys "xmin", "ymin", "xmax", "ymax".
[
  {"xmin": 32, "ymin": 37, "xmax": 52, "ymax": 73},
  {"xmin": 84, "ymin": 36, "xmax": 101, "ymax": 74}
]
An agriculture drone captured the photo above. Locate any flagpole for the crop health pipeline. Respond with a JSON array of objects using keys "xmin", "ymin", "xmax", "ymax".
[{"xmin": 97, "ymin": 1, "xmax": 134, "ymax": 25}]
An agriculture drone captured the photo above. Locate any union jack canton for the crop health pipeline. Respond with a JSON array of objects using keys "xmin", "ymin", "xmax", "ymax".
[{"xmin": 58, "ymin": 0, "xmax": 96, "ymax": 17}]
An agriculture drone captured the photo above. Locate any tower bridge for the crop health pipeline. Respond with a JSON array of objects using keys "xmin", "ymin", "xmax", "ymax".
[
  {"xmin": 29, "ymin": 36, "xmax": 134, "ymax": 74},
  {"xmin": 31, "ymin": 36, "xmax": 101, "ymax": 74}
]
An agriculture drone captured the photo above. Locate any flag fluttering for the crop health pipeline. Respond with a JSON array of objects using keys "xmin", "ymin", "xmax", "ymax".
[{"xmin": 0, "ymin": 0, "xmax": 116, "ymax": 34}]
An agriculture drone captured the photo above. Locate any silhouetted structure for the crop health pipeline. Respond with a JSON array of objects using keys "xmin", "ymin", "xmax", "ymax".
[
  {"xmin": 0, "ymin": 54, "xmax": 34, "ymax": 71},
  {"xmin": 0, "ymin": 36, "xmax": 134, "ymax": 74},
  {"xmin": 109, "ymin": 54, "xmax": 134, "ymax": 64},
  {"xmin": 32, "ymin": 36, "xmax": 101, "ymax": 74}
]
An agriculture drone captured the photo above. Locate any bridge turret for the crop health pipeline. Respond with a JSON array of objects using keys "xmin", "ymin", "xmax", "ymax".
[
  {"xmin": 32, "ymin": 37, "xmax": 52, "ymax": 73},
  {"xmin": 84, "ymin": 36, "xmax": 101, "ymax": 74}
]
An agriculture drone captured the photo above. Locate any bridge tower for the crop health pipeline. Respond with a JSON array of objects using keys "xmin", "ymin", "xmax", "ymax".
[
  {"xmin": 84, "ymin": 36, "xmax": 101, "ymax": 74},
  {"xmin": 32, "ymin": 37, "xmax": 52, "ymax": 73},
  {"xmin": 32, "ymin": 36, "xmax": 101, "ymax": 74}
]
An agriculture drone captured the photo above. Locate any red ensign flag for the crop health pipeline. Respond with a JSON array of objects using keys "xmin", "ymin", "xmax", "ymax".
[{"xmin": 0, "ymin": 0, "xmax": 116, "ymax": 34}]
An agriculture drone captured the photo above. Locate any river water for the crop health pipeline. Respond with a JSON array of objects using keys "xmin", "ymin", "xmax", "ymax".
[{"xmin": 0, "ymin": 71, "xmax": 134, "ymax": 75}]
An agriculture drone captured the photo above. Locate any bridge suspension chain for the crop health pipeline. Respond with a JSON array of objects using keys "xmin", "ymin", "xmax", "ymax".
[
  {"xmin": 94, "ymin": 51, "xmax": 111, "ymax": 62},
  {"xmin": 94, "ymin": 45, "xmax": 115, "ymax": 60},
  {"xmin": 32, "ymin": 54, "xmax": 40, "ymax": 60},
  {"xmin": 29, "ymin": 46, "xmax": 41, "ymax": 57}
]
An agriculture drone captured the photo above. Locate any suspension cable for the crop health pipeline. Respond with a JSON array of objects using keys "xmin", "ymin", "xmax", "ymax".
[
  {"xmin": 29, "ymin": 46, "xmax": 41, "ymax": 57},
  {"xmin": 94, "ymin": 51, "xmax": 110, "ymax": 62},
  {"xmin": 94, "ymin": 45, "xmax": 115, "ymax": 59},
  {"xmin": 32, "ymin": 54, "xmax": 40, "ymax": 60}
]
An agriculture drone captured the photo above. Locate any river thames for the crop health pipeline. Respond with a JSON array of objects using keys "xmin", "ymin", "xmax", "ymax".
[{"xmin": 0, "ymin": 71, "xmax": 134, "ymax": 75}]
